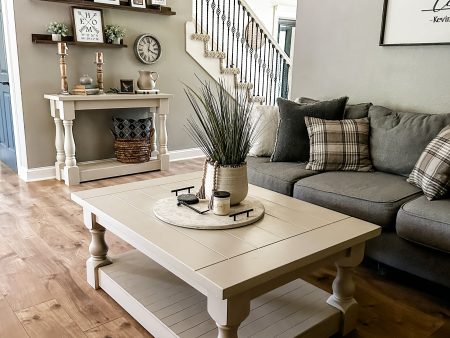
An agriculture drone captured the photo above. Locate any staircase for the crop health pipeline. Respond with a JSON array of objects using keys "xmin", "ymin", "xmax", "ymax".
[{"xmin": 186, "ymin": 0, "xmax": 292, "ymax": 105}]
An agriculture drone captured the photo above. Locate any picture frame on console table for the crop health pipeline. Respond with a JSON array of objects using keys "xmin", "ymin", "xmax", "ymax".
[
  {"xmin": 71, "ymin": 7, "xmax": 105, "ymax": 43},
  {"xmin": 380, "ymin": 0, "xmax": 450, "ymax": 46}
]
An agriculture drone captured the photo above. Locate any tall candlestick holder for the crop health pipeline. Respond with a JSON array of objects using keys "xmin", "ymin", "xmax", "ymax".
[
  {"xmin": 95, "ymin": 51, "xmax": 104, "ymax": 94},
  {"xmin": 57, "ymin": 42, "xmax": 69, "ymax": 95}
]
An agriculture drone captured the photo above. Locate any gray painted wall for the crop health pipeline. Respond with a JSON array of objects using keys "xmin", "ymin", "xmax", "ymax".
[
  {"xmin": 14, "ymin": 0, "xmax": 210, "ymax": 168},
  {"xmin": 291, "ymin": 0, "xmax": 450, "ymax": 115}
]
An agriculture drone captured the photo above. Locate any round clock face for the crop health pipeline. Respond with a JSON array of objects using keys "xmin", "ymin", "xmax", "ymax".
[{"xmin": 134, "ymin": 34, "xmax": 162, "ymax": 64}]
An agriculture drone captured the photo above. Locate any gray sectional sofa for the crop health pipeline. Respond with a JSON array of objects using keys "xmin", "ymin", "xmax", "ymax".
[{"xmin": 247, "ymin": 105, "xmax": 450, "ymax": 288}]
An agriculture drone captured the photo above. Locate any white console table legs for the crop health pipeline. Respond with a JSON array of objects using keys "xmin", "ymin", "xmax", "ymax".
[{"xmin": 46, "ymin": 94, "xmax": 172, "ymax": 185}]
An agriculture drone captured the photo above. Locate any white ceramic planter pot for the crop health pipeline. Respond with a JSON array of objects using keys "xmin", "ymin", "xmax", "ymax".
[
  {"xmin": 113, "ymin": 37, "xmax": 121, "ymax": 45},
  {"xmin": 52, "ymin": 33, "xmax": 62, "ymax": 42},
  {"xmin": 204, "ymin": 162, "xmax": 248, "ymax": 205}
]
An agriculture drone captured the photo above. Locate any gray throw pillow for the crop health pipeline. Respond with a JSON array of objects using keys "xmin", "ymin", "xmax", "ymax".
[
  {"xmin": 271, "ymin": 97, "xmax": 348, "ymax": 162},
  {"xmin": 369, "ymin": 105, "xmax": 450, "ymax": 176},
  {"xmin": 296, "ymin": 97, "xmax": 372, "ymax": 119}
]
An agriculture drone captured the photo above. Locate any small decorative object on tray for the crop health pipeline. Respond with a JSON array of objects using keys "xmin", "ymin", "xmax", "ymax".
[
  {"xmin": 105, "ymin": 24, "xmax": 125, "ymax": 45},
  {"xmin": 47, "ymin": 22, "xmax": 69, "ymax": 42},
  {"xmin": 212, "ymin": 191, "xmax": 231, "ymax": 216}
]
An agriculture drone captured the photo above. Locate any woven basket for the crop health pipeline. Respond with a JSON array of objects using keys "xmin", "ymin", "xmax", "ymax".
[{"xmin": 114, "ymin": 129, "xmax": 154, "ymax": 163}]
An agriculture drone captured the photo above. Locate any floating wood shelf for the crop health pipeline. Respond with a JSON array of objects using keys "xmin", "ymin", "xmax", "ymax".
[
  {"xmin": 32, "ymin": 34, "xmax": 128, "ymax": 48},
  {"xmin": 38, "ymin": 0, "xmax": 176, "ymax": 15}
]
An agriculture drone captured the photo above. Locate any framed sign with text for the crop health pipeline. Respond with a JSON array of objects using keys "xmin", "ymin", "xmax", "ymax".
[
  {"xmin": 71, "ymin": 7, "xmax": 105, "ymax": 43},
  {"xmin": 381, "ymin": 0, "xmax": 450, "ymax": 45}
]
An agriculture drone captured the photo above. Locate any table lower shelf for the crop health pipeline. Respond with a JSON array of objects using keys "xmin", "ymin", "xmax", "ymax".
[
  {"xmin": 61, "ymin": 158, "xmax": 161, "ymax": 182},
  {"xmin": 98, "ymin": 250, "xmax": 341, "ymax": 338}
]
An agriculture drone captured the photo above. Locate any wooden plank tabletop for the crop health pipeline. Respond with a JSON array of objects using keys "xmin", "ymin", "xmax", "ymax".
[{"xmin": 72, "ymin": 172, "xmax": 381, "ymax": 298}]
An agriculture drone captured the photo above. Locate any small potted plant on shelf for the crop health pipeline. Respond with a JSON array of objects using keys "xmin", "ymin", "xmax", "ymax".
[
  {"xmin": 185, "ymin": 78, "xmax": 257, "ymax": 205},
  {"xmin": 47, "ymin": 22, "xmax": 69, "ymax": 42},
  {"xmin": 105, "ymin": 25, "xmax": 126, "ymax": 45}
]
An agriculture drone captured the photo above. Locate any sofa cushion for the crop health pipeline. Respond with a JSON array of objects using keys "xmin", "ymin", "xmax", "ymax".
[
  {"xmin": 293, "ymin": 171, "xmax": 422, "ymax": 228},
  {"xmin": 369, "ymin": 105, "xmax": 450, "ymax": 176},
  {"xmin": 305, "ymin": 117, "xmax": 372, "ymax": 172},
  {"xmin": 271, "ymin": 97, "xmax": 348, "ymax": 163},
  {"xmin": 248, "ymin": 105, "xmax": 279, "ymax": 157},
  {"xmin": 407, "ymin": 125, "xmax": 450, "ymax": 200},
  {"xmin": 247, "ymin": 156, "xmax": 319, "ymax": 196},
  {"xmin": 396, "ymin": 196, "xmax": 450, "ymax": 253},
  {"xmin": 296, "ymin": 97, "xmax": 372, "ymax": 119}
]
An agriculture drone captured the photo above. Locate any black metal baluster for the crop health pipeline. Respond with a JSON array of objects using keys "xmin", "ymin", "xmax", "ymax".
[
  {"xmin": 216, "ymin": 0, "xmax": 221, "ymax": 51},
  {"xmin": 249, "ymin": 18, "xmax": 254, "ymax": 93},
  {"xmin": 211, "ymin": 0, "xmax": 215, "ymax": 50},
  {"xmin": 264, "ymin": 38, "xmax": 270, "ymax": 104},
  {"xmin": 245, "ymin": 11, "xmax": 250, "ymax": 83},
  {"xmin": 227, "ymin": 0, "xmax": 232, "ymax": 67},
  {"xmin": 235, "ymin": 1, "xmax": 240, "ymax": 68},
  {"xmin": 268, "ymin": 42, "xmax": 273, "ymax": 105},
  {"xmin": 195, "ymin": 0, "xmax": 198, "ymax": 34},
  {"xmin": 274, "ymin": 49, "xmax": 279, "ymax": 101},
  {"xmin": 240, "ymin": 6, "xmax": 245, "ymax": 82},
  {"xmin": 200, "ymin": 0, "xmax": 203, "ymax": 33},
  {"xmin": 206, "ymin": 0, "xmax": 210, "ymax": 34},
  {"xmin": 252, "ymin": 23, "xmax": 258, "ymax": 96},
  {"xmin": 259, "ymin": 29, "xmax": 264, "ymax": 98},
  {"xmin": 221, "ymin": 0, "xmax": 226, "ymax": 54}
]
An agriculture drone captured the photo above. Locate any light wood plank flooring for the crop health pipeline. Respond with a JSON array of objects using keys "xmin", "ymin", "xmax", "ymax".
[{"xmin": 0, "ymin": 160, "xmax": 449, "ymax": 338}]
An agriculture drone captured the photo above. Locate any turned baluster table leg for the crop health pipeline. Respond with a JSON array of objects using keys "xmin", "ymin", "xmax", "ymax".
[
  {"xmin": 327, "ymin": 243, "xmax": 365, "ymax": 335},
  {"xmin": 50, "ymin": 100, "xmax": 65, "ymax": 180},
  {"xmin": 151, "ymin": 108, "xmax": 158, "ymax": 158},
  {"xmin": 157, "ymin": 99, "xmax": 170, "ymax": 170},
  {"xmin": 208, "ymin": 296, "xmax": 250, "ymax": 338},
  {"xmin": 84, "ymin": 211, "xmax": 112, "ymax": 289},
  {"xmin": 60, "ymin": 101, "xmax": 80, "ymax": 185}
]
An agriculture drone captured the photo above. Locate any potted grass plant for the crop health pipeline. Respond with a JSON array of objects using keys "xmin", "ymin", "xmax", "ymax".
[{"xmin": 185, "ymin": 79, "xmax": 256, "ymax": 205}]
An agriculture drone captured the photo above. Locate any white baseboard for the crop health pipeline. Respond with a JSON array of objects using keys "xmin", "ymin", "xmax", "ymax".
[
  {"xmin": 18, "ymin": 148, "xmax": 204, "ymax": 182},
  {"xmin": 169, "ymin": 147, "xmax": 204, "ymax": 161},
  {"xmin": 19, "ymin": 165, "xmax": 56, "ymax": 182}
]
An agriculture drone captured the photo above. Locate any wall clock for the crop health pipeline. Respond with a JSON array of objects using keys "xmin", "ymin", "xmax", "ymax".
[{"xmin": 134, "ymin": 34, "xmax": 162, "ymax": 64}]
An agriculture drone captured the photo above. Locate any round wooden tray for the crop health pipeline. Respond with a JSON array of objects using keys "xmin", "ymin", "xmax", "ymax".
[{"xmin": 153, "ymin": 196, "xmax": 265, "ymax": 230}]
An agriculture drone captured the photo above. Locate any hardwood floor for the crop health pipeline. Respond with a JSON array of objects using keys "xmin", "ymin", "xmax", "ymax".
[{"xmin": 0, "ymin": 160, "xmax": 449, "ymax": 338}]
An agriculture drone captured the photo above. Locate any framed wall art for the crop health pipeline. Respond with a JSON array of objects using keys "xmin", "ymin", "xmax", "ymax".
[
  {"xmin": 120, "ymin": 79, "xmax": 134, "ymax": 93},
  {"xmin": 380, "ymin": 0, "xmax": 450, "ymax": 46},
  {"xmin": 71, "ymin": 7, "xmax": 105, "ymax": 43},
  {"xmin": 130, "ymin": 0, "xmax": 146, "ymax": 8}
]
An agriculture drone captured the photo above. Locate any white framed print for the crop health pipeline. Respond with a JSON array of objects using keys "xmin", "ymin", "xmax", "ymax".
[
  {"xmin": 130, "ymin": 0, "xmax": 146, "ymax": 8},
  {"xmin": 150, "ymin": 0, "xmax": 167, "ymax": 5},
  {"xmin": 381, "ymin": 0, "xmax": 450, "ymax": 46},
  {"xmin": 71, "ymin": 7, "xmax": 105, "ymax": 43},
  {"xmin": 94, "ymin": 0, "xmax": 120, "ymax": 5}
]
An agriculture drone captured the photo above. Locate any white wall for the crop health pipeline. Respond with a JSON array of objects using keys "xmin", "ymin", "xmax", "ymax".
[
  {"xmin": 12, "ymin": 0, "xmax": 213, "ymax": 169},
  {"xmin": 291, "ymin": 0, "xmax": 450, "ymax": 114},
  {"xmin": 245, "ymin": 0, "xmax": 296, "ymax": 36}
]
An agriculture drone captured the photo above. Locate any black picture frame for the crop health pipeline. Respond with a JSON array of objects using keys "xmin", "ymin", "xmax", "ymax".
[
  {"xmin": 380, "ymin": 0, "xmax": 450, "ymax": 46},
  {"xmin": 120, "ymin": 79, "xmax": 134, "ymax": 93},
  {"xmin": 71, "ymin": 7, "xmax": 105, "ymax": 44}
]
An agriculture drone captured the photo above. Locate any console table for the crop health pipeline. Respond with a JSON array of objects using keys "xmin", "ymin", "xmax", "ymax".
[{"xmin": 45, "ymin": 93, "xmax": 172, "ymax": 186}]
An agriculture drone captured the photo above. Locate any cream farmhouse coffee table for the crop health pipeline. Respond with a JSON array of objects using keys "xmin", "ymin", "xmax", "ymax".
[{"xmin": 72, "ymin": 172, "xmax": 381, "ymax": 338}]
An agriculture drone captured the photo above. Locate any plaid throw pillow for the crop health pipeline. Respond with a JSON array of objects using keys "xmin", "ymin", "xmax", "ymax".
[
  {"xmin": 305, "ymin": 117, "xmax": 373, "ymax": 171},
  {"xmin": 407, "ymin": 126, "xmax": 450, "ymax": 200}
]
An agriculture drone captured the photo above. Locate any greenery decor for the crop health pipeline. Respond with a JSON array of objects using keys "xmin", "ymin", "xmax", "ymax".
[
  {"xmin": 47, "ymin": 22, "xmax": 69, "ymax": 36},
  {"xmin": 185, "ymin": 79, "xmax": 256, "ymax": 166},
  {"xmin": 105, "ymin": 25, "xmax": 126, "ymax": 43}
]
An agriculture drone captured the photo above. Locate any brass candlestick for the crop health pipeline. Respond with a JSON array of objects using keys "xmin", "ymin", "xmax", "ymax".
[
  {"xmin": 95, "ymin": 51, "xmax": 104, "ymax": 94},
  {"xmin": 57, "ymin": 42, "xmax": 69, "ymax": 95}
]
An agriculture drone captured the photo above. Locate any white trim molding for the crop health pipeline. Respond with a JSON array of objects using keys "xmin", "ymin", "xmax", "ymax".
[
  {"xmin": 20, "ymin": 148, "xmax": 204, "ymax": 182},
  {"xmin": 1, "ymin": 0, "xmax": 28, "ymax": 176}
]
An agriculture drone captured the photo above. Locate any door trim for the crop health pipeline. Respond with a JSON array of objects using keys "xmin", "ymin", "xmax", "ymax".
[{"xmin": 1, "ymin": 0, "xmax": 28, "ymax": 177}]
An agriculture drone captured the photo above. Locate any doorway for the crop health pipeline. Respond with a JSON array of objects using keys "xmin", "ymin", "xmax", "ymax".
[
  {"xmin": 278, "ymin": 19, "xmax": 295, "ymax": 99},
  {"xmin": 0, "ymin": 2, "xmax": 16, "ymax": 172}
]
